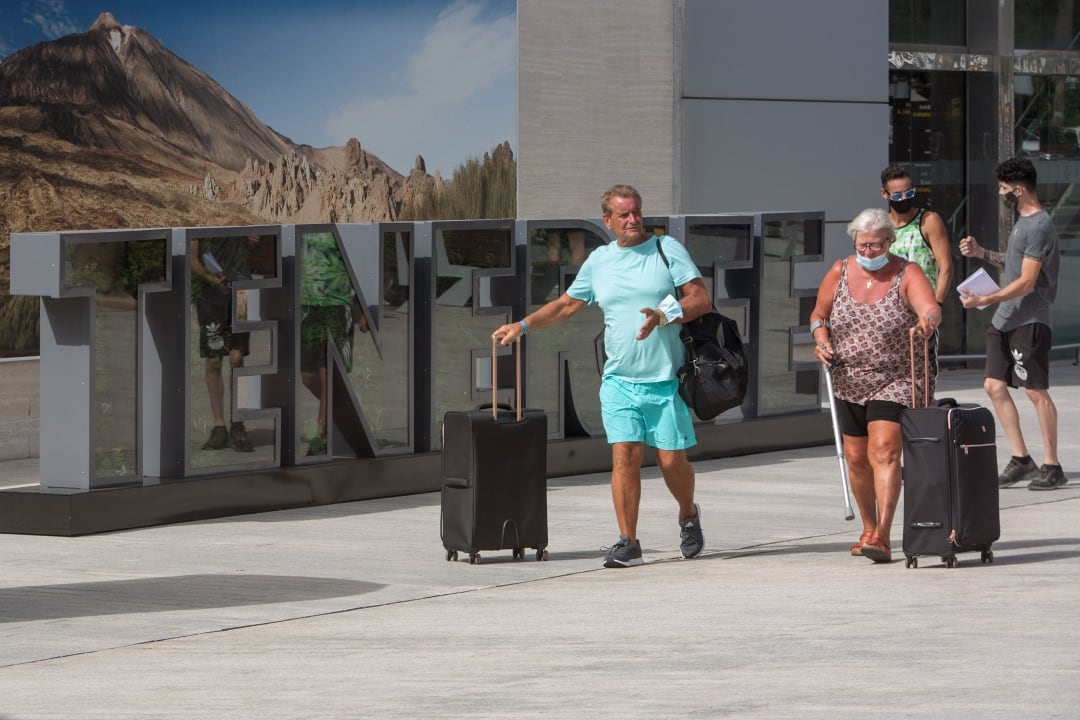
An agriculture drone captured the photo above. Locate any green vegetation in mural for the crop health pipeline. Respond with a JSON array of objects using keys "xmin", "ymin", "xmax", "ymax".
[
  {"xmin": 0, "ymin": 295, "xmax": 37, "ymax": 356},
  {"xmin": 401, "ymin": 143, "xmax": 516, "ymax": 221}
]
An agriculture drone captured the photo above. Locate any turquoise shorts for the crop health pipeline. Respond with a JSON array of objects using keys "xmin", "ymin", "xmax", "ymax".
[{"xmin": 599, "ymin": 376, "xmax": 697, "ymax": 450}]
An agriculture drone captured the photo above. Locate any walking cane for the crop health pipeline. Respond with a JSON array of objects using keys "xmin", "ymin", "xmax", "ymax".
[{"xmin": 823, "ymin": 364, "xmax": 856, "ymax": 521}]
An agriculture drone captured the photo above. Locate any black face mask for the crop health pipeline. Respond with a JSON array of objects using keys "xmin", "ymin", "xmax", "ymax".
[
  {"xmin": 889, "ymin": 198, "xmax": 914, "ymax": 214},
  {"xmin": 1002, "ymin": 190, "xmax": 1020, "ymax": 210}
]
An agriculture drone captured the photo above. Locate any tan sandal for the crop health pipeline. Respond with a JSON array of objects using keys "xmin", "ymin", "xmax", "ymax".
[
  {"xmin": 850, "ymin": 531, "xmax": 874, "ymax": 556},
  {"xmin": 861, "ymin": 536, "xmax": 893, "ymax": 564}
]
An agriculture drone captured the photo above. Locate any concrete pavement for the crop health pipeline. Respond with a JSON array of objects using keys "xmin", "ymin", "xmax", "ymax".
[{"xmin": 0, "ymin": 361, "xmax": 1078, "ymax": 719}]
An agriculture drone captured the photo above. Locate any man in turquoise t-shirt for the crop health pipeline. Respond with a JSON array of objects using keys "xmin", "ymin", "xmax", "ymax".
[{"xmin": 493, "ymin": 185, "xmax": 712, "ymax": 568}]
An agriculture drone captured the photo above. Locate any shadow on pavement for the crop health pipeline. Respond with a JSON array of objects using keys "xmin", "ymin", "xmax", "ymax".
[{"xmin": 0, "ymin": 574, "xmax": 383, "ymax": 623}]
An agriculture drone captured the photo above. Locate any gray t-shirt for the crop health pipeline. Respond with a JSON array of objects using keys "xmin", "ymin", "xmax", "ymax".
[{"xmin": 992, "ymin": 210, "xmax": 1059, "ymax": 332}]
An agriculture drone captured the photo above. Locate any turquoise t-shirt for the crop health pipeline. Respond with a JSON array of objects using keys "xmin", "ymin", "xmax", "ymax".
[{"xmin": 568, "ymin": 235, "xmax": 701, "ymax": 382}]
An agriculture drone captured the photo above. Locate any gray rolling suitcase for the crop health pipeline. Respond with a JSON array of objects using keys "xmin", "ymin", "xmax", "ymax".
[
  {"xmin": 440, "ymin": 337, "xmax": 549, "ymax": 564},
  {"xmin": 901, "ymin": 335, "xmax": 1000, "ymax": 568}
]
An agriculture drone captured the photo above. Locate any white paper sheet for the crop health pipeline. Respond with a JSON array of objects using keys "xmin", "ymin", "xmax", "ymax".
[{"xmin": 956, "ymin": 267, "xmax": 1000, "ymax": 310}]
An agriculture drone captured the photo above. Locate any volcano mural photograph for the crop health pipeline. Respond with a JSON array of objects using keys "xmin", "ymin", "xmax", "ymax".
[{"xmin": 0, "ymin": 0, "xmax": 518, "ymax": 354}]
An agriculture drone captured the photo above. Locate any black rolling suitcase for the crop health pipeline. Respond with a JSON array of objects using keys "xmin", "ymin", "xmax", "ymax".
[
  {"xmin": 901, "ymin": 335, "xmax": 1000, "ymax": 569},
  {"xmin": 440, "ymin": 337, "xmax": 549, "ymax": 565}
]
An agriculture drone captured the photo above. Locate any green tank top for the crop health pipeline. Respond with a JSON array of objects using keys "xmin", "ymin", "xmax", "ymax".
[
  {"xmin": 890, "ymin": 209, "xmax": 938, "ymax": 290},
  {"xmin": 300, "ymin": 232, "xmax": 354, "ymax": 306}
]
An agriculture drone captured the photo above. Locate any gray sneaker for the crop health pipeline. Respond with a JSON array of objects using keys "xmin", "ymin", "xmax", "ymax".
[
  {"xmin": 602, "ymin": 535, "xmax": 643, "ymax": 568},
  {"xmin": 999, "ymin": 456, "xmax": 1039, "ymax": 488},
  {"xmin": 679, "ymin": 503, "xmax": 704, "ymax": 558},
  {"xmin": 1029, "ymin": 464, "xmax": 1068, "ymax": 491}
]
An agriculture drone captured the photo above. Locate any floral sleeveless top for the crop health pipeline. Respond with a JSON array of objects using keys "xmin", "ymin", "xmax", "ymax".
[
  {"xmin": 890, "ymin": 209, "xmax": 939, "ymax": 291},
  {"xmin": 829, "ymin": 258, "xmax": 935, "ymax": 407}
]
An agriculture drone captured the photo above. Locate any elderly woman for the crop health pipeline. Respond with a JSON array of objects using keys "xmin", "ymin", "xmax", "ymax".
[{"xmin": 809, "ymin": 208, "xmax": 941, "ymax": 563}]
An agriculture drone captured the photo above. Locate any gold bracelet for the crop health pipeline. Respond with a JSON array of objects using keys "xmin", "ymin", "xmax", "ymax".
[{"xmin": 655, "ymin": 308, "xmax": 669, "ymax": 326}]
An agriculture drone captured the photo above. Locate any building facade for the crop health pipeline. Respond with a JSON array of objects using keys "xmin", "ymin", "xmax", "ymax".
[{"xmin": 518, "ymin": 0, "xmax": 1080, "ymax": 356}]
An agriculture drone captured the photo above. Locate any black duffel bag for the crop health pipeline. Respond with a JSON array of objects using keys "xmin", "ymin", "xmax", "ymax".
[{"xmin": 676, "ymin": 310, "xmax": 747, "ymax": 420}]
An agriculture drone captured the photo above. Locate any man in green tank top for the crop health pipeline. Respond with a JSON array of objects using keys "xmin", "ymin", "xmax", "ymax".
[
  {"xmin": 880, "ymin": 165, "xmax": 953, "ymax": 305},
  {"xmin": 299, "ymin": 231, "xmax": 360, "ymax": 456}
]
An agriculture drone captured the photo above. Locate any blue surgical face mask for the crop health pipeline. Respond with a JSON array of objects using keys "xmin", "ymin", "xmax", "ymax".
[{"xmin": 856, "ymin": 252, "xmax": 890, "ymax": 272}]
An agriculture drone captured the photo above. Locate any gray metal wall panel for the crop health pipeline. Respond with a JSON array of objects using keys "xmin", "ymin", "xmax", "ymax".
[
  {"xmin": 682, "ymin": 0, "xmax": 887, "ymax": 103},
  {"xmin": 517, "ymin": 0, "xmax": 675, "ymax": 218},
  {"xmin": 39, "ymin": 296, "xmax": 93, "ymax": 490},
  {"xmin": 9, "ymin": 233, "xmax": 62, "ymax": 297},
  {"xmin": 680, "ymin": 99, "xmax": 888, "ymax": 229},
  {"xmin": 139, "ymin": 232, "xmax": 185, "ymax": 479}
]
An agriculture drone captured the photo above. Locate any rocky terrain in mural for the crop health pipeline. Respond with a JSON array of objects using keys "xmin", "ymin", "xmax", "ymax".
[{"xmin": 0, "ymin": 12, "xmax": 460, "ymax": 294}]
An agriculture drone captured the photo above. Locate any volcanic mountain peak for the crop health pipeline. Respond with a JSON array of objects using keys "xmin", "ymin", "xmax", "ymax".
[
  {"xmin": 89, "ymin": 11, "xmax": 123, "ymax": 31},
  {"xmin": 90, "ymin": 12, "xmax": 131, "ymax": 54},
  {"xmin": 0, "ymin": 13, "xmax": 293, "ymax": 172}
]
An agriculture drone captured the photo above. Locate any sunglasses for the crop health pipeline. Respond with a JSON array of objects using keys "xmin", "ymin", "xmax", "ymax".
[{"xmin": 887, "ymin": 188, "xmax": 916, "ymax": 202}]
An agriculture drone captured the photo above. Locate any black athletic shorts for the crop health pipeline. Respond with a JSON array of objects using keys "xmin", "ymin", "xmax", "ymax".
[
  {"xmin": 834, "ymin": 399, "xmax": 906, "ymax": 437},
  {"xmin": 195, "ymin": 286, "xmax": 250, "ymax": 359},
  {"xmin": 985, "ymin": 323, "xmax": 1051, "ymax": 389}
]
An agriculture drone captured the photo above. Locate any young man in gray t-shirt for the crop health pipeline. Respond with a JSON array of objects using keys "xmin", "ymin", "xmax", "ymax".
[{"xmin": 959, "ymin": 157, "xmax": 1067, "ymax": 490}]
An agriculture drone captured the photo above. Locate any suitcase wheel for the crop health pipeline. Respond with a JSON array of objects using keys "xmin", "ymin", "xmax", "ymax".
[
  {"xmin": 943, "ymin": 555, "xmax": 959, "ymax": 569},
  {"xmin": 512, "ymin": 548, "xmax": 524, "ymax": 561},
  {"xmin": 469, "ymin": 553, "xmax": 482, "ymax": 565},
  {"xmin": 536, "ymin": 548, "xmax": 549, "ymax": 562},
  {"xmin": 445, "ymin": 549, "xmax": 459, "ymax": 562},
  {"xmin": 905, "ymin": 555, "xmax": 917, "ymax": 569},
  {"xmin": 981, "ymin": 549, "xmax": 994, "ymax": 564}
]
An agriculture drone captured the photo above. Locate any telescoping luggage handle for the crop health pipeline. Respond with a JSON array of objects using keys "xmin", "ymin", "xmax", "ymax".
[
  {"xmin": 910, "ymin": 331, "xmax": 931, "ymax": 409},
  {"xmin": 491, "ymin": 335, "xmax": 523, "ymax": 422}
]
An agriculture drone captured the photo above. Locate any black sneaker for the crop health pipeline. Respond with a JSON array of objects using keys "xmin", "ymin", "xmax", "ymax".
[
  {"xmin": 602, "ymin": 535, "xmax": 643, "ymax": 568},
  {"xmin": 679, "ymin": 503, "xmax": 704, "ymax": 559},
  {"xmin": 201, "ymin": 425, "xmax": 228, "ymax": 450},
  {"xmin": 999, "ymin": 456, "xmax": 1039, "ymax": 487},
  {"xmin": 229, "ymin": 422, "xmax": 254, "ymax": 452},
  {"xmin": 1029, "ymin": 464, "xmax": 1068, "ymax": 491}
]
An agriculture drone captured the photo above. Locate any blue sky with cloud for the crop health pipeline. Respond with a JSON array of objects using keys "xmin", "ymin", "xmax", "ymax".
[{"xmin": 0, "ymin": 0, "xmax": 517, "ymax": 177}]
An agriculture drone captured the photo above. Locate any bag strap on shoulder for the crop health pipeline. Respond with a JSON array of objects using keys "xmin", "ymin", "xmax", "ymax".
[
  {"xmin": 655, "ymin": 236, "xmax": 670, "ymax": 267},
  {"xmin": 654, "ymin": 237, "xmax": 679, "ymax": 297},
  {"xmin": 652, "ymin": 236, "xmax": 686, "ymax": 302}
]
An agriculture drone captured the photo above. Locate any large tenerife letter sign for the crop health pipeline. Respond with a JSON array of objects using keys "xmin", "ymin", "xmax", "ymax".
[{"xmin": 10, "ymin": 213, "xmax": 824, "ymax": 494}]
